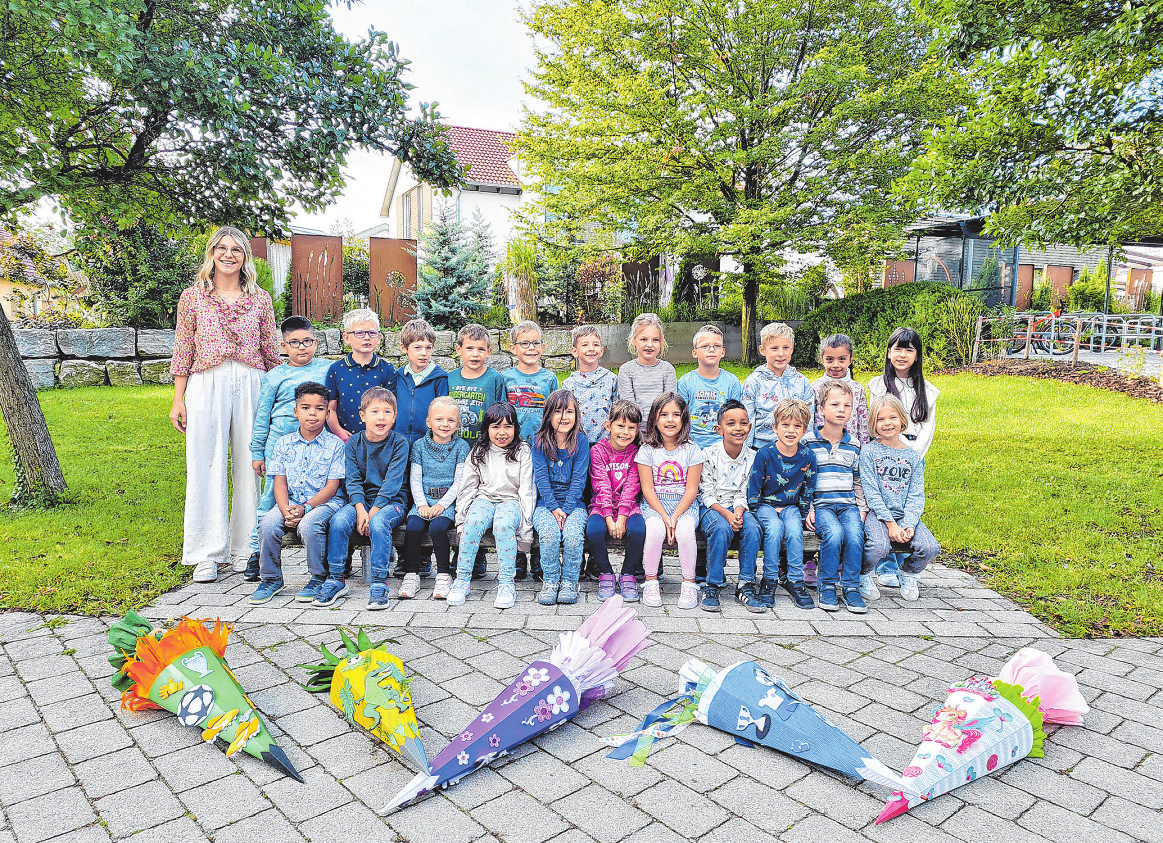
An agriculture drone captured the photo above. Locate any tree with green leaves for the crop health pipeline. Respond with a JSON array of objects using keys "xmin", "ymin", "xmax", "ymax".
[
  {"xmin": 899, "ymin": 0, "xmax": 1163, "ymax": 247},
  {"xmin": 515, "ymin": 0, "xmax": 956, "ymax": 361},
  {"xmin": 413, "ymin": 206, "xmax": 490, "ymax": 331},
  {"xmin": 0, "ymin": 0, "xmax": 464, "ymax": 506}
]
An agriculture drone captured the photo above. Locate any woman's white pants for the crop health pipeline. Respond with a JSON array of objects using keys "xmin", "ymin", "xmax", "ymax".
[{"xmin": 182, "ymin": 360, "xmax": 263, "ymax": 568}]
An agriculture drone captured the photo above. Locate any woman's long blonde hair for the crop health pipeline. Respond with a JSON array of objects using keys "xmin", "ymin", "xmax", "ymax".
[{"xmin": 194, "ymin": 226, "xmax": 259, "ymax": 294}]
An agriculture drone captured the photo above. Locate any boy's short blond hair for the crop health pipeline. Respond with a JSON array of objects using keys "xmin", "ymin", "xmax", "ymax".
[
  {"xmin": 400, "ymin": 318, "xmax": 436, "ymax": 347},
  {"xmin": 342, "ymin": 308, "xmax": 380, "ymax": 332},
  {"xmin": 627, "ymin": 312, "xmax": 668, "ymax": 354},
  {"xmin": 510, "ymin": 320, "xmax": 542, "ymax": 343},
  {"xmin": 456, "ymin": 324, "xmax": 491, "ymax": 347},
  {"xmin": 772, "ymin": 398, "xmax": 811, "ymax": 430},
  {"xmin": 817, "ymin": 380, "xmax": 853, "ymax": 406},
  {"xmin": 360, "ymin": 386, "xmax": 396, "ymax": 412},
  {"xmin": 870, "ymin": 395, "xmax": 910, "ymax": 434},
  {"xmin": 760, "ymin": 322, "xmax": 796, "ymax": 345},
  {"xmin": 692, "ymin": 324, "xmax": 723, "ymax": 349},
  {"xmin": 427, "ymin": 395, "xmax": 460, "ymax": 421},
  {"xmin": 571, "ymin": 324, "xmax": 602, "ymax": 347}
]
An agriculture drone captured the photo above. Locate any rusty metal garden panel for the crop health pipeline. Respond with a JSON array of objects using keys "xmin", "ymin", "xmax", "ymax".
[
  {"xmin": 1047, "ymin": 265, "xmax": 1074, "ymax": 307},
  {"xmin": 1016, "ymin": 264, "xmax": 1034, "ymax": 310},
  {"xmin": 290, "ymin": 234, "xmax": 343, "ymax": 323},
  {"xmin": 369, "ymin": 237, "xmax": 417, "ymax": 327},
  {"xmin": 883, "ymin": 260, "xmax": 914, "ymax": 288}
]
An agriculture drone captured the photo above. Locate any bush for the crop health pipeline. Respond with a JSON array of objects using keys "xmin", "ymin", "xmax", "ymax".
[
  {"xmin": 342, "ymin": 240, "xmax": 370, "ymax": 297},
  {"xmin": 74, "ymin": 219, "xmax": 198, "ymax": 328},
  {"xmin": 792, "ymin": 281, "xmax": 978, "ymax": 371}
]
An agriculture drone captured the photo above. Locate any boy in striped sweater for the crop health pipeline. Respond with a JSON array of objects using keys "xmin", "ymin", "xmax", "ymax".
[{"xmin": 804, "ymin": 381, "xmax": 868, "ymax": 614}]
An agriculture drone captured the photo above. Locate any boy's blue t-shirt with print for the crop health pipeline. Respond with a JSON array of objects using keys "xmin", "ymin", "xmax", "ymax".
[
  {"xmin": 503, "ymin": 366, "xmax": 560, "ymax": 442},
  {"xmin": 448, "ymin": 367, "xmax": 508, "ymax": 444},
  {"xmin": 677, "ymin": 368, "xmax": 743, "ymax": 448},
  {"xmin": 325, "ymin": 354, "xmax": 396, "ymax": 434}
]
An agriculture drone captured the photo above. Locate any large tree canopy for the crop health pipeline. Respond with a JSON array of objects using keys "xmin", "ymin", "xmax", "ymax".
[
  {"xmin": 0, "ymin": 0, "xmax": 463, "ymax": 233},
  {"xmin": 900, "ymin": 0, "xmax": 1163, "ymax": 247},
  {"xmin": 515, "ymin": 0, "xmax": 956, "ymax": 360}
]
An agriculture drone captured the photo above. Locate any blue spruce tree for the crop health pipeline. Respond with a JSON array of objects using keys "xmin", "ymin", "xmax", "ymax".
[{"xmin": 413, "ymin": 204, "xmax": 489, "ymax": 330}]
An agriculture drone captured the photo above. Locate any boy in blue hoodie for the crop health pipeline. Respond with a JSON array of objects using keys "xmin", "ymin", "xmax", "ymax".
[
  {"xmin": 743, "ymin": 322, "xmax": 815, "ymax": 449},
  {"xmin": 393, "ymin": 318, "xmax": 449, "ymax": 449}
]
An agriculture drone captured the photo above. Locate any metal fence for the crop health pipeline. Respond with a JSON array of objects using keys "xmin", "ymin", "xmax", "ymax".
[{"xmin": 971, "ymin": 312, "xmax": 1163, "ymax": 362}]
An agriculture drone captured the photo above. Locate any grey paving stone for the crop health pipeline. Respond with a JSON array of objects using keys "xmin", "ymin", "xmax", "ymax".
[
  {"xmin": 39, "ymin": 693, "xmax": 113, "ymax": 733},
  {"xmin": 999, "ymin": 759, "xmax": 1107, "ymax": 814},
  {"xmin": 40, "ymin": 828, "xmax": 111, "ymax": 843},
  {"xmin": 497, "ymin": 748, "xmax": 589, "ymax": 801},
  {"xmin": 709, "ymin": 776, "xmax": 810, "ymax": 831},
  {"xmin": 702, "ymin": 817, "xmax": 779, "ymax": 843},
  {"xmin": 304, "ymin": 731, "xmax": 386, "ymax": 780},
  {"xmin": 784, "ymin": 770, "xmax": 883, "ymax": 828},
  {"xmin": 5, "ymin": 787, "xmax": 96, "ymax": 843},
  {"xmin": 212, "ymin": 808, "xmax": 307, "ymax": 843},
  {"xmin": 299, "ymin": 802, "xmax": 392, "ymax": 843},
  {"xmin": 1093, "ymin": 692, "xmax": 1163, "ymax": 727},
  {"xmin": 73, "ymin": 746, "xmax": 157, "ymax": 800},
  {"xmin": 341, "ymin": 761, "xmax": 415, "ymax": 810},
  {"xmin": 533, "ymin": 722, "xmax": 601, "ymax": 764},
  {"xmin": 572, "ymin": 747, "xmax": 663, "ymax": 798},
  {"xmin": 469, "ymin": 788, "xmax": 567, "ymax": 843},
  {"xmin": 440, "ymin": 671, "xmax": 507, "ymax": 707},
  {"xmin": 1018, "ymin": 801, "xmax": 1135, "ymax": 843},
  {"xmin": 262, "ymin": 763, "xmax": 353, "ymax": 822},
  {"xmin": 647, "ymin": 743, "xmax": 737, "ymax": 792},
  {"xmin": 274, "ymin": 703, "xmax": 351, "ymax": 748},
  {"xmin": 246, "ymin": 682, "xmax": 319, "ymax": 718},
  {"xmin": 717, "ymin": 743, "xmax": 811, "ymax": 791},
  {"xmin": 180, "ymin": 774, "xmax": 269, "ymax": 830},
  {"xmin": 938, "ymin": 805, "xmax": 1044, "ymax": 843},
  {"xmin": 1050, "ymin": 726, "xmax": 1147, "ymax": 769},
  {"xmin": 1091, "ymin": 795, "xmax": 1163, "ymax": 843},
  {"xmin": 0, "ymin": 696, "xmax": 40, "ymax": 731},
  {"xmin": 0, "ymin": 752, "xmax": 76, "ymax": 805},
  {"xmin": 0, "ymin": 675, "xmax": 25, "ymax": 704},
  {"xmin": 94, "ymin": 779, "xmax": 185, "ymax": 837},
  {"xmin": 128, "ymin": 717, "xmax": 205, "ymax": 758},
  {"xmin": 1072, "ymin": 750, "xmax": 1163, "ymax": 807},
  {"xmin": 387, "ymin": 793, "xmax": 488, "ymax": 843},
  {"xmin": 443, "ymin": 767, "xmax": 515, "ymax": 810},
  {"xmin": 554, "ymin": 784, "xmax": 653, "ymax": 842},
  {"xmin": 633, "ymin": 779, "xmax": 728, "ymax": 838},
  {"xmin": 13, "ymin": 654, "xmax": 78, "ymax": 684},
  {"xmin": 55, "ymin": 718, "xmax": 135, "ymax": 764},
  {"xmin": 25, "ymin": 671, "xmax": 95, "ymax": 706},
  {"xmin": 948, "ymin": 774, "xmax": 1038, "ymax": 820},
  {"xmin": 1110, "ymin": 718, "xmax": 1163, "ymax": 754},
  {"xmin": 778, "ymin": 812, "xmax": 868, "ymax": 843},
  {"xmin": 153, "ymin": 742, "xmax": 238, "ymax": 793},
  {"xmin": 0, "ymin": 722, "xmax": 56, "ymax": 767},
  {"xmin": 230, "ymin": 660, "xmax": 292, "ymax": 693}
]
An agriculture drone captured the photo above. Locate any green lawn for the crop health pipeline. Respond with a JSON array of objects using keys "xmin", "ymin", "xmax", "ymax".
[{"xmin": 3, "ymin": 368, "xmax": 1162, "ymax": 637}]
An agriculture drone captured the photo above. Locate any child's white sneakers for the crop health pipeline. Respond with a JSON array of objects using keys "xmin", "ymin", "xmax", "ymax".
[
  {"xmin": 677, "ymin": 582, "xmax": 699, "ymax": 610},
  {"xmin": 899, "ymin": 574, "xmax": 920, "ymax": 601},
  {"xmin": 641, "ymin": 580, "xmax": 662, "ymax": 607},
  {"xmin": 432, "ymin": 573, "xmax": 452, "ymax": 600},
  {"xmin": 494, "ymin": 582, "xmax": 516, "ymax": 609},
  {"xmin": 447, "ymin": 578, "xmax": 471, "ymax": 606},
  {"xmin": 398, "ymin": 573, "xmax": 421, "ymax": 599},
  {"xmin": 859, "ymin": 574, "xmax": 881, "ymax": 601}
]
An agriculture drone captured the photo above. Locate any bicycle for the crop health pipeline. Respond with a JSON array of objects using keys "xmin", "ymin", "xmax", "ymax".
[{"xmin": 1008, "ymin": 311, "xmax": 1075, "ymax": 356}]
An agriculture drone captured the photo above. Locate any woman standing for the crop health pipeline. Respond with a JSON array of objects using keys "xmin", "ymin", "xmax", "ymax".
[{"xmin": 170, "ymin": 227, "xmax": 281, "ymax": 582}]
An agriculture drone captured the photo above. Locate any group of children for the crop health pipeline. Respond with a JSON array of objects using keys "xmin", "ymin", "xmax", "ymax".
[{"xmin": 244, "ymin": 307, "xmax": 940, "ymax": 614}]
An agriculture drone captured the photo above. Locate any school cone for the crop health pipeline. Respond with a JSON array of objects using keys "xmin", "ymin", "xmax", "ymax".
[
  {"xmin": 384, "ymin": 596, "xmax": 651, "ymax": 812},
  {"xmin": 108, "ymin": 611, "xmax": 303, "ymax": 781},
  {"xmin": 860, "ymin": 648, "xmax": 1089, "ymax": 823}
]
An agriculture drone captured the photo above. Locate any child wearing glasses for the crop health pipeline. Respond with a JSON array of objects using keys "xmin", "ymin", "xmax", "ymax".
[
  {"xmin": 243, "ymin": 315, "xmax": 334, "ymax": 581},
  {"xmin": 325, "ymin": 308, "xmax": 396, "ymax": 442},
  {"xmin": 677, "ymin": 324, "xmax": 742, "ymax": 449}
]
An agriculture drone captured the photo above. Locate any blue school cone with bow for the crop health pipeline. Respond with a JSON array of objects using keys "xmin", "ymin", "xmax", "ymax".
[{"xmin": 606, "ymin": 658, "xmax": 895, "ymax": 782}]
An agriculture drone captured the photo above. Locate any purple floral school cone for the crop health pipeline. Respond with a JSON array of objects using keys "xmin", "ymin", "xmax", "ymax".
[
  {"xmin": 861, "ymin": 648, "xmax": 1089, "ymax": 824},
  {"xmin": 384, "ymin": 596, "xmax": 650, "ymax": 812}
]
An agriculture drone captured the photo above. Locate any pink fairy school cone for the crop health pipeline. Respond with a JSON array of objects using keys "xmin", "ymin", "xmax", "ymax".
[
  {"xmin": 862, "ymin": 647, "xmax": 1089, "ymax": 824},
  {"xmin": 383, "ymin": 596, "xmax": 651, "ymax": 812}
]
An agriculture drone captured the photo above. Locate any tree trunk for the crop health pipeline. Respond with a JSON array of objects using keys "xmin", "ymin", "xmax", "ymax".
[
  {"xmin": 0, "ymin": 306, "xmax": 67, "ymax": 505},
  {"xmin": 741, "ymin": 257, "xmax": 760, "ymax": 365}
]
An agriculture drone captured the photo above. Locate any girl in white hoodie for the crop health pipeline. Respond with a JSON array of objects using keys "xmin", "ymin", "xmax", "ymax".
[{"xmin": 448, "ymin": 402, "xmax": 535, "ymax": 609}]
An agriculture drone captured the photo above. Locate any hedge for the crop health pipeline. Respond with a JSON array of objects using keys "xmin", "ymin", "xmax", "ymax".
[{"xmin": 792, "ymin": 281, "xmax": 979, "ymax": 371}]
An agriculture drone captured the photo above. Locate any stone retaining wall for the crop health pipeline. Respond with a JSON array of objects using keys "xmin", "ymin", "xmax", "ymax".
[{"xmin": 15, "ymin": 321, "xmax": 767, "ymax": 389}]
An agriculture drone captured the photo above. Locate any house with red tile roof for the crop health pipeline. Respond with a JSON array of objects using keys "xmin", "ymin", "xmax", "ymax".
[{"xmin": 378, "ymin": 126, "xmax": 531, "ymax": 258}]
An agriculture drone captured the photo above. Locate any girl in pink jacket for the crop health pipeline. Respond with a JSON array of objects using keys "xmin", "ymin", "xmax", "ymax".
[{"xmin": 585, "ymin": 399, "xmax": 646, "ymax": 602}]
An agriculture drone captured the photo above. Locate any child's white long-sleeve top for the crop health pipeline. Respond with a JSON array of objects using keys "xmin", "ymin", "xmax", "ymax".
[
  {"xmin": 455, "ymin": 442, "xmax": 536, "ymax": 550},
  {"xmin": 860, "ymin": 441, "xmax": 925, "ymax": 529},
  {"xmin": 699, "ymin": 441, "xmax": 755, "ymax": 511},
  {"xmin": 869, "ymin": 375, "xmax": 939, "ymax": 458}
]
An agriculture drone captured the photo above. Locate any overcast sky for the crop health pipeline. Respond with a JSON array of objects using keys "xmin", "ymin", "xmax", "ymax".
[{"xmin": 294, "ymin": 0, "xmax": 536, "ymax": 234}]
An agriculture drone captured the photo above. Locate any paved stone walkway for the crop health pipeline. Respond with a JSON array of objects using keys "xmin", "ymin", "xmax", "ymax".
[{"xmin": 1, "ymin": 558, "xmax": 1160, "ymax": 843}]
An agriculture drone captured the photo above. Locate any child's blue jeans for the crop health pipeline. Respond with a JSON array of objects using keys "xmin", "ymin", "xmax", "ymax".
[
  {"xmin": 755, "ymin": 504, "xmax": 804, "ymax": 583},
  {"xmin": 585, "ymin": 513, "xmax": 645, "ymax": 577},
  {"xmin": 815, "ymin": 503, "xmax": 864, "ymax": 589},
  {"xmin": 326, "ymin": 502, "xmax": 407, "ymax": 582},
  {"xmin": 699, "ymin": 506, "xmax": 762, "ymax": 586},
  {"xmin": 863, "ymin": 519, "xmax": 939, "ymax": 575},
  {"xmin": 456, "ymin": 499, "xmax": 521, "ymax": 583},
  {"xmin": 533, "ymin": 506, "xmax": 587, "ymax": 585},
  {"xmin": 258, "ymin": 499, "xmax": 342, "ymax": 581},
  {"xmin": 250, "ymin": 420, "xmax": 298, "ymax": 553}
]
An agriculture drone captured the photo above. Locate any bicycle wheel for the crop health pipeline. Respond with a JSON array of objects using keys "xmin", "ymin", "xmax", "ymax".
[{"xmin": 1047, "ymin": 328, "xmax": 1075, "ymax": 355}]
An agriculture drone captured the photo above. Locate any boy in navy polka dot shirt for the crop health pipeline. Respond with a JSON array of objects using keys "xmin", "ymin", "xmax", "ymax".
[{"xmin": 325, "ymin": 308, "xmax": 396, "ymax": 441}]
